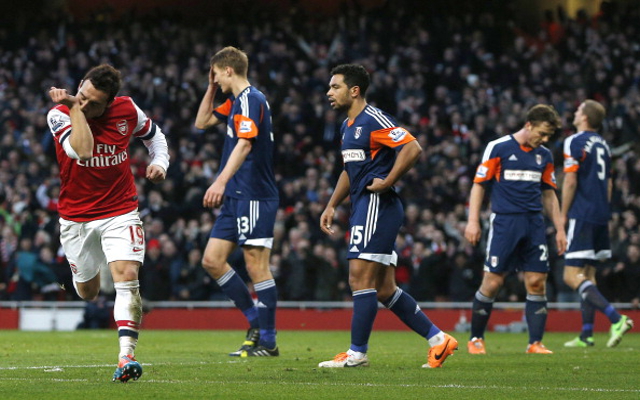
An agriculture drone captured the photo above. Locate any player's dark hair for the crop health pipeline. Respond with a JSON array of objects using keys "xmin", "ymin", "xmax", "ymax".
[
  {"xmin": 83, "ymin": 64, "xmax": 122, "ymax": 103},
  {"xmin": 582, "ymin": 99, "xmax": 605, "ymax": 130},
  {"xmin": 210, "ymin": 46, "xmax": 249, "ymax": 77},
  {"xmin": 526, "ymin": 104, "xmax": 561, "ymax": 130},
  {"xmin": 330, "ymin": 64, "xmax": 370, "ymax": 97}
]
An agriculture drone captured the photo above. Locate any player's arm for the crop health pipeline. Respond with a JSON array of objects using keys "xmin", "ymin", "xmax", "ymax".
[
  {"xmin": 321, "ymin": 170, "xmax": 350, "ymax": 235},
  {"xmin": 203, "ymin": 138, "xmax": 252, "ymax": 208},
  {"xmin": 560, "ymin": 170, "xmax": 577, "ymax": 227},
  {"xmin": 542, "ymin": 188, "xmax": 567, "ymax": 255},
  {"xmin": 49, "ymin": 87, "xmax": 94, "ymax": 160},
  {"xmin": 367, "ymin": 140, "xmax": 422, "ymax": 193},
  {"xmin": 464, "ymin": 183, "xmax": 485, "ymax": 246},
  {"xmin": 194, "ymin": 67, "xmax": 222, "ymax": 130},
  {"xmin": 141, "ymin": 129, "xmax": 170, "ymax": 184}
]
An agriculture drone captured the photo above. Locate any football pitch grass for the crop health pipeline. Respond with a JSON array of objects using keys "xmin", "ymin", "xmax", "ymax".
[{"xmin": 0, "ymin": 330, "xmax": 638, "ymax": 399}]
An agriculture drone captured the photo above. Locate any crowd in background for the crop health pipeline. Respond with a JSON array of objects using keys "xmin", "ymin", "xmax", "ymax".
[{"xmin": 1, "ymin": 0, "xmax": 639, "ymax": 307}]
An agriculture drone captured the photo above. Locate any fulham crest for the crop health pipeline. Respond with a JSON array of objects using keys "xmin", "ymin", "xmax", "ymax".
[{"xmin": 354, "ymin": 126, "xmax": 362, "ymax": 139}]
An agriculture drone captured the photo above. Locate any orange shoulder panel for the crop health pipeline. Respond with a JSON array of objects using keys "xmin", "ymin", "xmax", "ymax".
[
  {"xmin": 233, "ymin": 114, "xmax": 258, "ymax": 139},
  {"xmin": 542, "ymin": 163, "xmax": 557, "ymax": 188},
  {"xmin": 473, "ymin": 157, "xmax": 501, "ymax": 183},
  {"xmin": 214, "ymin": 99, "xmax": 232, "ymax": 117},
  {"xmin": 369, "ymin": 127, "xmax": 416, "ymax": 159}
]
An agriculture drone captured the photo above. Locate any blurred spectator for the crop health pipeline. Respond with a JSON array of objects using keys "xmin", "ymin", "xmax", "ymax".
[{"xmin": 1, "ymin": 0, "xmax": 639, "ymax": 303}]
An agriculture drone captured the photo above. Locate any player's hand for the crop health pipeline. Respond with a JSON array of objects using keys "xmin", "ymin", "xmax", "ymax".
[
  {"xmin": 49, "ymin": 87, "xmax": 79, "ymax": 108},
  {"xmin": 464, "ymin": 221, "xmax": 482, "ymax": 246},
  {"xmin": 208, "ymin": 67, "xmax": 218, "ymax": 90},
  {"xmin": 555, "ymin": 229, "xmax": 567, "ymax": 256},
  {"xmin": 146, "ymin": 165, "xmax": 166, "ymax": 184},
  {"xmin": 366, "ymin": 178, "xmax": 390, "ymax": 193},
  {"xmin": 320, "ymin": 207, "xmax": 335, "ymax": 235},
  {"xmin": 203, "ymin": 180, "xmax": 225, "ymax": 208}
]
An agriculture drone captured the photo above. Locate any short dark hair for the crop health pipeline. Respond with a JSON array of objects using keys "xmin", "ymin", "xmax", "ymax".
[
  {"xmin": 210, "ymin": 46, "xmax": 249, "ymax": 77},
  {"xmin": 582, "ymin": 99, "xmax": 605, "ymax": 130},
  {"xmin": 83, "ymin": 64, "xmax": 122, "ymax": 103},
  {"xmin": 526, "ymin": 104, "xmax": 561, "ymax": 130},
  {"xmin": 330, "ymin": 64, "xmax": 370, "ymax": 96}
]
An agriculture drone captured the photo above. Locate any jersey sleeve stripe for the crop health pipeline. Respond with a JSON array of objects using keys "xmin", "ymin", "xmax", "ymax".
[
  {"xmin": 364, "ymin": 106, "xmax": 394, "ymax": 128},
  {"xmin": 481, "ymin": 136, "xmax": 510, "ymax": 163},
  {"xmin": 132, "ymin": 100, "xmax": 150, "ymax": 134},
  {"xmin": 240, "ymin": 91, "xmax": 249, "ymax": 117},
  {"xmin": 133, "ymin": 118, "xmax": 152, "ymax": 137},
  {"xmin": 59, "ymin": 130, "xmax": 72, "ymax": 144},
  {"xmin": 54, "ymin": 125, "xmax": 72, "ymax": 140},
  {"xmin": 137, "ymin": 123, "xmax": 157, "ymax": 140}
]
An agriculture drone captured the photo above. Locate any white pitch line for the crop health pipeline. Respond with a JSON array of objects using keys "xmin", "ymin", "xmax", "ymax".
[
  {"xmin": 1, "ymin": 363, "xmax": 638, "ymax": 394},
  {"xmin": 0, "ymin": 360, "xmax": 243, "ymax": 371},
  {"xmin": 141, "ymin": 380, "xmax": 640, "ymax": 393}
]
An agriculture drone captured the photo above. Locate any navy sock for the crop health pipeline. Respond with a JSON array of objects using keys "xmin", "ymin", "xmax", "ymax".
[
  {"xmin": 579, "ymin": 297, "xmax": 595, "ymax": 339},
  {"xmin": 255, "ymin": 279, "xmax": 278, "ymax": 348},
  {"xmin": 216, "ymin": 270, "xmax": 258, "ymax": 329},
  {"xmin": 525, "ymin": 294, "xmax": 547, "ymax": 343},
  {"xmin": 470, "ymin": 291, "xmax": 494, "ymax": 340},
  {"xmin": 350, "ymin": 289, "xmax": 378, "ymax": 353},
  {"xmin": 578, "ymin": 280, "xmax": 620, "ymax": 324},
  {"xmin": 382, "ymin": 288, "xmax": 439, "ymax": 339}
]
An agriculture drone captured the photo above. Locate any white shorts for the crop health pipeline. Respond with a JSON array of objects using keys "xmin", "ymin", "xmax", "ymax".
[{"xmin": 60, "ymin": 210, "xmax": 145, "ymax": 283}]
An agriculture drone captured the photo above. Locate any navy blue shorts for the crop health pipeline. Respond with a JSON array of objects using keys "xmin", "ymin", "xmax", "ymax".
[
  {"xmin": 484, "ymin": 212, "xmax": 549, "ymax": 273},
  {"xmin": 210, "ymin": 197, "xmax": 277, "ymax": 248},
  {"xmin": 564, "ymin": 218, "xmax": 611, "ymax": 267},
  {"xmin": 347, "ymin": 191, "xmax": 402, "ymax": 266}
]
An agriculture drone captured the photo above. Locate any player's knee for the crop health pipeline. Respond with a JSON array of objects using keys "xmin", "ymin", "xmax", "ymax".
[
  {"xmin": 479, "ymin": 278, "xmax": 502, "ymax": 297},
  {"xmin": 527, "ymin": 279, "xmax": 546, "ymax": 294},
  {"xmin": 119, "ymin": 269, "xmax": 139, "ymax": 282},
  {"xmin": 77, "ymin": 286, "xmax": 100, "ymax": 301},
  {"xmin": 376, "ymin": 286, "xmax": 396, "ymax": 301},
  {"xmin": 562, "ymin": 268, "xmax": 581, "ymax": 289},
  {"xmin": 201, "ymin": 254, "xmax": 225, "ymax": 276}
]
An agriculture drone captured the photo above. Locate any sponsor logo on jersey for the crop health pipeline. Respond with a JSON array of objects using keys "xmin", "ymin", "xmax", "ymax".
[
  {"xmin": 504, "ymin": 170, "xmax": 542, "ymax": 182},
  {"xmin": 117, "ymin": 120, "xmax": 128, "ymax": 135},
  {"xmin": 342, "ymin": 149, "xmax": 366, "ymax": 163},
  {"xmin": 354, "ymin": 126, "xmax": 362, "ymax": 139},
  {"xmin": 133, "ymin": 247, "xmax": 143, "ymax": 253},
  {"xmin": 239, "ymin": 120, "xmax": 253, "ymax": 133},
  {"xmin": 388, "ymin": 128, "xmax": 407, "ymax": 142},
  {"xmin": 77, "ymin": 150, "xmax": 128, "ymax": 167},
  {"xmin": 49, "ymin": 115, "xmax": 65, "ymax": 132},
  {"xmin": 476, "ymin": 165, "xmax": 488, "ymax": 178},
  {"xmin": 536, "ymin": 154, "xmax": 542, "ymax": 165},
  {"xmin": 508, "ymin": 154, "xmax": 518, "ymax": 161}
]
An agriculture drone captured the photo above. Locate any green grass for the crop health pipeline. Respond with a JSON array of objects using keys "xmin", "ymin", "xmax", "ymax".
[{"xmin": 0, "ymin": 330, "xmax": 638, "ymax": 399}]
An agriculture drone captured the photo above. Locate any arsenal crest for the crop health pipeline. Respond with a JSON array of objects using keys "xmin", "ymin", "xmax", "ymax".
[
  {"xmin": 117, "ymin": 120, "xmax": 128, "ymax": 135},
  {"xmin": 354, "ymin": 126, "xmax": 362, "ymax": 139},
  {"xmin": 536, "ymin": 154, "xmax": 542, "ymax": 165}
]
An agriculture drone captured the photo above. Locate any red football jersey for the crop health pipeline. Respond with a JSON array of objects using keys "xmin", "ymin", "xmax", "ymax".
[{"xmin": 47, "ymin": 97, "xmax": 154, "ymax": 222}]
